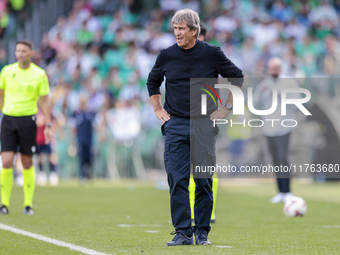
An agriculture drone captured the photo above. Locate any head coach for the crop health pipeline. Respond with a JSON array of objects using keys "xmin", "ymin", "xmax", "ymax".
[{"xmin": 147, "ymin": 9, "xmax": 244, "ymax": 246}]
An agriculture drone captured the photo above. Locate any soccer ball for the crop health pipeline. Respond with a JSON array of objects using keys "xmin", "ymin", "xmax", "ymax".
[{"xmin": 283, "ymin": 196, "xmax": 307, "ymax": 217}]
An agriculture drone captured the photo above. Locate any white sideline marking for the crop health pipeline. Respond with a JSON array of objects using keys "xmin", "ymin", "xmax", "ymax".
[
  {"xmin": 117, "ymin": 224, "xmax": 162, "ymax": 228},
  {"xmin": 145, "ymin": 230, "xmax": 160, "ymax": 233},
  {"xmin": 323, "ymin": 225, "xmax": 340, "ymax": 228},
  {"xmin": 214, "ymin": 245, "xmax": 232, "ymax": 248},
  {"xmin": 0, "ymin": 223, "xmax": 113, "ymax": 255}
]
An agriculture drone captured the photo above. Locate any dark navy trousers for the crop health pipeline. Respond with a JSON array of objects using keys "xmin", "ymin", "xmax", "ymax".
[
  {"xmin": 162, "ymin": 116, "xmax": 218, "ymax": 236},
  {"xmin": 78, "ymin": 143, "xmax": 92, "ymax": 179},
  {"xmin": 266, "ymin": 132, "xmax": 291, "ymax": 193}
]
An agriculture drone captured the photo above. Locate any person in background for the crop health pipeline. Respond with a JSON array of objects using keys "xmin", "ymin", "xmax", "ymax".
[
  {"xmin": 72, "ymin": 96, "xmax": 96, "ymax": 180},
  {"xmin": 253, "ymin": 57, "xmax": 299, "ymax": 203},
  {"xmin": 189, "ymin": 23, "xmax": 219, "ymax": 224},
  {"xmin": 36, "ymin": 109, "xmax": 59, "ymax": 186},
  {"xmin": 0, "ymin": 40, "xmax": 52, "ymax": 215}
]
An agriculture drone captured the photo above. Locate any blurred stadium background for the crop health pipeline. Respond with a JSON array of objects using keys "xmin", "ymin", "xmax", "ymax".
[
  {"xmin": 0, "ymin": 0, "xmax": 340, "ymax": 181},
  {"xmin": 1, "ymin": 1, "xmax": 340, "ymax": 254}
]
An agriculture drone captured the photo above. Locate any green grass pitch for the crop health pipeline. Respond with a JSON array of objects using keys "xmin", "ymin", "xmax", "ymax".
[{"xmin": 0, "ymin": 180, "xmax": 339, "ymax": 254}]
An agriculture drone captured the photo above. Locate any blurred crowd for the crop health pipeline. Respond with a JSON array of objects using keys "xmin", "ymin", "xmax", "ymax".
[
  {"xmin": 0, "ymin": 0, "xmax": 27, "ymax": 71},
  {"xmin": 30, "ymin": 0, "xmax": 339, "ymax": 129},
  {"xmin": 5, "ymin": 0, "xmax": 340, "ymax": 176},
  {"xmin": 0, "ymin": 0, "xmax": 26, "ymax": 39},
  {"xmin": 36, "ymin": 0, "xmax": 340, "ymax": 103}
]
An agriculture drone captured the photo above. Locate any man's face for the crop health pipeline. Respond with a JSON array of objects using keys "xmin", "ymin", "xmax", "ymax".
[
  {"xmin": 15, "ymin": 43, "xmax": 34, "ymax": 64},
  {"xmin": 268, "ymin": 63, "xmax": 281, "ymax": 79},
  {"xmin": 80, "ymin": 97, "xmax": 88, "ymax": 111},
  {"xmin": 173, "ymin": 22, "xmax": 196, "ymax": 49}
]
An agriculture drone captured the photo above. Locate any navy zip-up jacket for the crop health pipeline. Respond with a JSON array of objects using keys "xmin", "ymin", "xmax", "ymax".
[{"xmin": 147, "ymin": 40, "xmax": 244, "ymax": 118}]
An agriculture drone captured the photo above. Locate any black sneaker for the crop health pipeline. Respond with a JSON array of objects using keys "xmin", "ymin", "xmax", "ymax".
[
  {"xmin": 0, "ymin": 205, "xmax": 8, "ymax": 215},
  {"xmin": 165, "ymin": 230, "xmax": 193, "ymax": 246},
  {"xmin": 23, "ymin": 206, "xmax": 34, "ymax": 215},
  {"xmin": 194, "ymin": 228, "xmax": 211, "ymax": 245}
]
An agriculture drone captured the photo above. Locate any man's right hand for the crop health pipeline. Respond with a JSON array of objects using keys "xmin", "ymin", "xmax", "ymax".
[{"xmin": 155, "ymin": 109, "xmax": 170, "ymax": 124}]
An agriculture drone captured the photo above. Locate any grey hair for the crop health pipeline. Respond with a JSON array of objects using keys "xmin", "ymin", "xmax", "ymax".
[{"xmin": 172, "ymin": 9, "xmax": 200, "ymax": 38}]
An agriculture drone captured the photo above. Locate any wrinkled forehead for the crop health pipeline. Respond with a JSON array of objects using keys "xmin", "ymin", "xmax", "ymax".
[{"xmin": 173, "ymin": 22, "xmax": 189, "ymax": 28}]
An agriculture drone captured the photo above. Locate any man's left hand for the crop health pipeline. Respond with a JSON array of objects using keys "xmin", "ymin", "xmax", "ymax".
[
  {"xmin": 210, "ymin": 106, "xmax": 231, "ymax": 121},
  {"xmin": 44, "ymin": 126, "xmax": 53, "ymax": 144}
]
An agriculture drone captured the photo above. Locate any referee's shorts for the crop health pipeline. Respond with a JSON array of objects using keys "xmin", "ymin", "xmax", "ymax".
[{"xmin": 1, "ymin": 115, "xmax": 37, "ymax": 155}]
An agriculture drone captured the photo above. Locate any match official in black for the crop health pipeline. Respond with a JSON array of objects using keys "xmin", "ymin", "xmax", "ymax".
[{"xmin": 147, "ymin": 9, "xmax": 243, "ymax": 246}]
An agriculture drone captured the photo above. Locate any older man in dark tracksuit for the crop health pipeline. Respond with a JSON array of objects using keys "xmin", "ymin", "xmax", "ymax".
[{"xmin": 147, "ymin": 9, "xmax": 243, "ymax": 246}]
